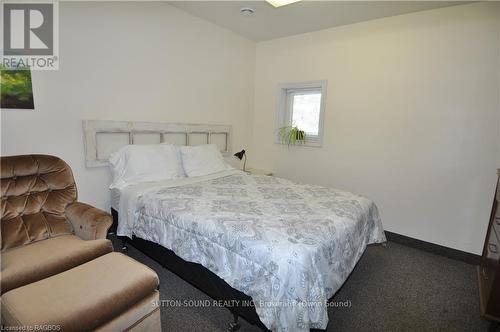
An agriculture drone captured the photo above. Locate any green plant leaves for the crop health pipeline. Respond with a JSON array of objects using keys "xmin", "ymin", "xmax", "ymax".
[{"xmin": 278, "ymin": 126, "xmax": 306, "ymax": 146}]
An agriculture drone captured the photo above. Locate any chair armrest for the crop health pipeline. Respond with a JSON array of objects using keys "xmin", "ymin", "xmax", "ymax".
[{"xmin": 65, "ymin": 202, "xmax": 113, "ymax": 240}]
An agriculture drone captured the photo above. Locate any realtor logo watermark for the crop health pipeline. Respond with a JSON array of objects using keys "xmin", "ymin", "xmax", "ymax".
[{"xmin": 1, "ymin": 0, "xmax": 59, "ymax": 70}]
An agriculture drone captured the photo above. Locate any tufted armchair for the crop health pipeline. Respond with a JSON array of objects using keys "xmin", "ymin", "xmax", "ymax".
[{"xmin": 0, "ymin": 154, "xmax": 113, "ymax": 294}]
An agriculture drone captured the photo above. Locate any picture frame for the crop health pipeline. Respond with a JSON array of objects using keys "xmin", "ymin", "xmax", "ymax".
[{"xmin": 0, "ymin": 65, "xmax": 35, "ymax": 111}]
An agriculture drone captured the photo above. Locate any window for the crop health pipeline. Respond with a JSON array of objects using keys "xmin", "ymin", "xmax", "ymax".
[{"xmin": 276, "ymin": 80, "xmax": 327, "ymax": 147}]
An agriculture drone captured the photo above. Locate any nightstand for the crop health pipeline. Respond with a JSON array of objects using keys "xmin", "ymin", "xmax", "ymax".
[{"xmin": 246, "ymin": 168, "xmax": 273, "ymax": 176}]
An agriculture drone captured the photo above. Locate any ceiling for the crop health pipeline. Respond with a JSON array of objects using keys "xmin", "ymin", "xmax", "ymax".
[{"xmin": 168, "ymin": 1, "xmax": 467, "ymax": 42}]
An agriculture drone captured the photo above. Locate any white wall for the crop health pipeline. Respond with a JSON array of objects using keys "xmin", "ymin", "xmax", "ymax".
[
  {"xmin": 1, "ymin": 2, "xmax": 255, "ymax": 210},
  {"xmin": 251, "ymin": 2, "xmax": 500, "ymax": 254}
]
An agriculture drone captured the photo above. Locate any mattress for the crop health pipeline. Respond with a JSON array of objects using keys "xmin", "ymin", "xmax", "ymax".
[
  {"xmin": 110, "ymin": 187, "xmax": 121, "ymax": 211},
  {"xmin": 117, "ymin": 170, "xmax": 386, "ymax": 332}
]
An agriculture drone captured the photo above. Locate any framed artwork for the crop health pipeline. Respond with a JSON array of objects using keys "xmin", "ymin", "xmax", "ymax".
[{"xmin": 0, "ymin": 65, "xmax": 35, "ymax": 110}]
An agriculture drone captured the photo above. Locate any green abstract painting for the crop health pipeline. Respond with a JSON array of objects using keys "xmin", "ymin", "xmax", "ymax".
[{"xmin": 0, "ymin": 65, "xmax": 34, "ymax": 109}]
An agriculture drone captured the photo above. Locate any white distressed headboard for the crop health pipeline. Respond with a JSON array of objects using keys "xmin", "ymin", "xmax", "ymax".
[{"xmin": 83, "ymin": 120, "xmax": 232, "ymax": 167}]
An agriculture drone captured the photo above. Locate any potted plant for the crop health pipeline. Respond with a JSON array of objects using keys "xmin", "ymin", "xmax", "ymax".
[{"xmin": 278, "ymin": 126, "xmax": 306, "ymax": 146}]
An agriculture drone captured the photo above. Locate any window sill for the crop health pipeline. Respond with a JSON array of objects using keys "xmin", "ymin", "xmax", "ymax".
[{"xmin": 275, "ymin": 140, "xmax": 322, "ymax": 148}]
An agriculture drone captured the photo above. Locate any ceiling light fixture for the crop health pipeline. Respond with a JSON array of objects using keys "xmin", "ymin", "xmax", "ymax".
[
  {"xmin": 265, "ymin": 0, "xmax": 302, "ymax": 8},
  {"xmin": 240, "ymin": 7, "xmax": 255, "ymax": 17}
]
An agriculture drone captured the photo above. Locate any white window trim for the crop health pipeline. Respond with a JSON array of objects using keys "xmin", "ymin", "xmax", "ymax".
[{"xmin": 276, "ymin": 80, "xmax": 327, "ymax": 147}]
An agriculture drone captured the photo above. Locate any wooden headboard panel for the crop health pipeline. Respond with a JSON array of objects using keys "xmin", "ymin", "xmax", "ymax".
[{"xmin": 83, "ymin": 120, "xmax": 232, "ymax": 167}]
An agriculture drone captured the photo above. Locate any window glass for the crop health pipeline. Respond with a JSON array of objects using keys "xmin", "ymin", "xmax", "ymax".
[{"xmin": 291, "ymin": 92, "xmax": 321, "ymax": 136}]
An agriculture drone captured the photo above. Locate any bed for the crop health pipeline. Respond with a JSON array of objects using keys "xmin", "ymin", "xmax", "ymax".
[
  {"xmin": 84, "ymin": 120, "xmax": 386, "ymax": 331},
  {"xmin": 112, "ymin": 170, "xmax": 386, "ymax": 332}
]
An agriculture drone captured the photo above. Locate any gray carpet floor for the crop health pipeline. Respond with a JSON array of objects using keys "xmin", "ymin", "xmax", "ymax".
[{"xmin": 112, "ymin": 237, "xmax": 494, "ymax": 332}]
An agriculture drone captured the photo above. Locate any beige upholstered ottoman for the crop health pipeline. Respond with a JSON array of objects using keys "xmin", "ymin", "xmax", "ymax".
[{"xmin": 1, "ymin": 252, "xmax": 161, "ymax": 331}]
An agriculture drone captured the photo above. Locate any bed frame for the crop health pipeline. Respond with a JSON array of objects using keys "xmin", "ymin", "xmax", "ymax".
[{"xmin": 110, "ymin": 209, "xmax": 270, "ymax": 331}]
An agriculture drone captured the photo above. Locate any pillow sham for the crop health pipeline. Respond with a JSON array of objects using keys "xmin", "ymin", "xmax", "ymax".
[
  {"xmin": 180, "ymin": 144, "xmax": 232, "ymax": 177},
  {"xmin": 109, "ymin": 144, "xmax": 183, "ymax": 189}
]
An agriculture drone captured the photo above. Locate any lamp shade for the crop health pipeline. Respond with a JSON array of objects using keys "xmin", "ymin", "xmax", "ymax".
[{"xmin": 234, "ymin": 149, "xmax": 246, "ymax": 160}]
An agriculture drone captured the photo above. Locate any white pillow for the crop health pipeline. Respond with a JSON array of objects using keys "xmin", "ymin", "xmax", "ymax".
[
  {"xmin": 109, "ymin": 144, "xmax": 183, "ymax": 189},
  {"xmin": 180, "ymin": 144, "xmax": 232, "ymax": 177},
  {"xmin": 161, "ymin": 143, "xmax": 186, "ymax": 177}
]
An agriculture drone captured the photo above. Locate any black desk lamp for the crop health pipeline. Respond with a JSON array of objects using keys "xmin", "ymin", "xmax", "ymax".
[{"xmin": 234, "ymin": 149, "xmax": 246, "ymax": 172}]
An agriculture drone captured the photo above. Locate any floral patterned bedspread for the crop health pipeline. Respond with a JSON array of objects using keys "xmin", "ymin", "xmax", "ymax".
[{"xmin": 118, "ymin": 171, "xmax": 386, "ymax": 331}]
